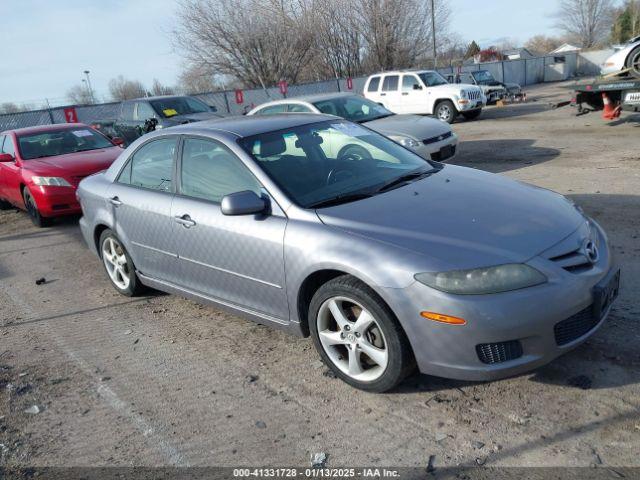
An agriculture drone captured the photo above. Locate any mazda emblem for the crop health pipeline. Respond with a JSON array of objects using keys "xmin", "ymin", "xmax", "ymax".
[{"xmin": 582, "ymin": 240, "xmax": 599, "ymax": 264}]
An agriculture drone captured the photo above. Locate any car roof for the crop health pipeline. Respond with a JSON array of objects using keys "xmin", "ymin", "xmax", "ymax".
[
  {"xmin": 2, "ymin": 123, "xmax": 89, "ymax": 136},
  {"xmin": 255, "ymin": 92, "xmax": 357, "ymax": 108},
  {"xmin": 169, "ymin": 113, "xmax": 339, "ymax": 137},
  {"xmin": 122, "ymin": 95, "xmax": 197, "ymax": 102},
  {"xmin": 368, "ymin": 70, "xmax": 434, "ymax": 76}
]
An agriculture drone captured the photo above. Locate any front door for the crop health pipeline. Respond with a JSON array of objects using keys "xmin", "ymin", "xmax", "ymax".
[
  {"xmin": 400, "ymin": 74, "xmax": 430, "ymax": 114},
  {"xmin": 171, "ymin": 137, "xmax": 289, "ymax": 321},
  {"xmin": 109, "ymin": 136, "xmax": 179, "ymax": 281},
  {"xmin": 0, "ymin": 135, "xmax": 22, "ymax": 205}
]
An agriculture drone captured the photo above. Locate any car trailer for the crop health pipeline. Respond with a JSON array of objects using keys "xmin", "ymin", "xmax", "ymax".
[{"xmin": 566, "ymin": 70, "xmax": 640, "ymax": 120}]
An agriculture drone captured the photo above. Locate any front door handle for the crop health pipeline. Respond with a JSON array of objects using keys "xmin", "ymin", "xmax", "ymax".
[
  {"xmin": 174, "ymin": 214, "xmax": 196, "ymax": 228},
  {"xmin": 380, "ymin": 93, "xmax": 386, "ymax": 96},
  {"xmin": 402, "ymin": 92, "xmax": 409, "ymax": 96},
  {"xmin": 109, "ymin": 196, "xmax": 122, "ymax": 206}
]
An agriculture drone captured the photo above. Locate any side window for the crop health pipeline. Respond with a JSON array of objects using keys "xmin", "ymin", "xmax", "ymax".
[
  {"xmin": 121, "ymin": 138, "xmax": 176, "ymax": 191},
  {"xmin": 381, "ymin": 75, "xmax": 399, "ymax": 92},
  {"xmin": 1, "ymin": 135, "xmax": 15, "ymax": 157},
  {"xmin": 367, "ymin": 76, "xmax": 381, "ymax": 92},
  {"xmin": 121, "ymin": 102, "xmax": 135, "ymax": 121},
  {"xmin": 255, "ymin": 104, "xmax": 287, "ymax": 115},
  {"xmin": 287, "ymin": 104, "xmax": 312, "ymax": 113},
  {"xmin": 402, "ymin": 75, "xmax": 421, "ymax": 91},
  {"xmin": 134, "ymin": 102, "xmax": 156, "ymax": 121},
  {"xmin": 462, "ymin": 74, "xmax": 474, "ymax": 84},
  {"xmin": 181, "ymin": 138, "xmax": 261, "ymax": 203}
]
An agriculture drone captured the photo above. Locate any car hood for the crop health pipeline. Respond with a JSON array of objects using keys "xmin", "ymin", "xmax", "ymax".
[
  {"xmin": 24, "ymin": 147, "xmax": 122, "ymax": 177},
  {"xmin": 317, "ymin": 165, "xmax": 584, "ymax": 271},
  {"xmin": 363, "ymin": 114, "xmax": 451, "ymax": 140},
  {"xmin": 431, "ymin": 83, "xmax": 482, "ymax": 95},
  {"xmin": 162, "ymin": 112, "xmax": 222, "ymax": 125}
]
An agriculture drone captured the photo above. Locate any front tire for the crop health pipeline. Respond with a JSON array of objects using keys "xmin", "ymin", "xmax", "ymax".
[
  {"xmin": 0, "ymin": 199, "xmax": 12, "ymax": 210},
  {"xmin": 308, "ymin": 275, "xmax": 414, "ymax": 392},
  {"xmin": 462, "ymin": 109, "xmax": 482, "ymax": 120},
  {"xmin": 626, "ymin": 46, "xmax": 640, "ymax": 78},
  {"xmin": 99, "ymin": 229, "xmax": 144, "ymax": 296},
  {"xmin": 434, "ymin": 100, "xmax": 457, "ymax": 124},
  {"xmin": 23, "ymin": 188, "xmax": 52, "ymax": 227}
]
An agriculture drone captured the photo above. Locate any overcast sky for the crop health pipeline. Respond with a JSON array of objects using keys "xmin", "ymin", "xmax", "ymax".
[{"xmin": 1, "ymin": 0, "xmax": 561, "ymax": 106}]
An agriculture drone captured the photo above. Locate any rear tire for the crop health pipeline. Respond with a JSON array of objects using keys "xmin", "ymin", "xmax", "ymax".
[
  {"xmin": 462, "ymin": 109, "xmax": 482, "ymax": 120},
  {"xmin": 626, "ymin": 46, "xmax": 640, "ymax": 78},
  {"xmin": 308, "ymin": 275, "xmax": 415, "ymax": 392},
  {"xmin": 22, "ymin": 188, "xmax": 52, "ymax": 227},
  {"xmin": 434, "ymin": 100, "xmax": 457, "ymax": 124},
  {"xmin": 99, "ymin": 229, "xmax": 145, "ymax": 296}
]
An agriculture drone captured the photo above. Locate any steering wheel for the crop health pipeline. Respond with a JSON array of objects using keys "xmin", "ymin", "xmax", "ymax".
[{"xmin": 326, "ymin": 145, "xmax": 372, "ymax": 185}]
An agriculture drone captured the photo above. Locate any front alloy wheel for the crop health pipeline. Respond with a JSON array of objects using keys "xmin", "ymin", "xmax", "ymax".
[
  {"xmin": 309, "ymin": 275, "xmax": 414, "ymax": 392},
  {"xmin": 435, "ymin": 100, "xmax": 457, "ymax": 124}
]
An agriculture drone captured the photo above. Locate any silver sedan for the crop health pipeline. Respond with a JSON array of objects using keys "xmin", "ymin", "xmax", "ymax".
[
  {"xmin": 77, "ymin": 115, "xmax": 619, "ymax": 392},
  {"xmin": 247, "ymin": 93, "xmax": 458, "ymax": 162}
]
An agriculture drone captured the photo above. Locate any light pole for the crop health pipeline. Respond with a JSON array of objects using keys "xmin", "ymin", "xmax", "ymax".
[
  {"xmin": 431, "ymin": 0, "xmax": 437, "ymax": 69},
  {"xmin": 83, "ymin": 70, "xmax": 95, "ymax": 104}
]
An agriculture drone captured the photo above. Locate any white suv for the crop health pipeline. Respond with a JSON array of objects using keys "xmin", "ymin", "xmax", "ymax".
[{"xmin": 363, "ymin": 70, "xmax": 486, "ymax": 123}]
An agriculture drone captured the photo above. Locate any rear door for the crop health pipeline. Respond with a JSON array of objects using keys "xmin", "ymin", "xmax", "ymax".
[
  {"xmin": 171, "ymin": 136, "xmax": 289, "ymax": 320},
  {"xmin": 379, "ymin": 75, "xmax": 401, "ymax": 112},
  {"xmin": 107, "ymin": 136, "xmax": 179, "ymax": 282}
]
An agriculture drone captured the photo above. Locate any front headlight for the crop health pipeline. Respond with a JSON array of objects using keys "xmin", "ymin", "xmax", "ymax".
[
  {"xmin": 31, "ymin": 176, "xmax": 73, "ymax": 187},
  {"xmin": 415, "ymin": 264, "xmax": 547, "ymax": 295},
  {"xmin": 390, "ymin": 135, "xmax": 421, "ymax": 149},
  {"xmin": 460, "ymin": 90, "xmax": 468, "ymax": 99}
]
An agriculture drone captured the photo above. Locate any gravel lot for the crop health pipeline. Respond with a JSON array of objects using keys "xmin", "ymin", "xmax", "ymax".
[{"xmin": 1, "ymin": 81, "xmax": 639, "ymax": 472}]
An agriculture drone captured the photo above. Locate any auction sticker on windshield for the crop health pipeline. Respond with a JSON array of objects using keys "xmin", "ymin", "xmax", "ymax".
[
  {"xmin": 72, "ymin": 130, "xmax": 93, "ymax": 137},
  {"xmin": 163, "ymin": 108, "xmax": 178, "ymax": 117},
  {"xmin": 330, "ymin": 123, "xmax": 370, "ymax": 137}
]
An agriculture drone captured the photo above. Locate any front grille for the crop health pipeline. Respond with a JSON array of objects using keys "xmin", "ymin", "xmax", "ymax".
[
  {"xmin": 430, "ymin": 145, "xmax": 456, "ymax": 161},
  {"xmin": 554, "ymin": 305, "xmax": 599, "ymax": 346},
  {"xmin": 466, "ymin": 90, "xmax": 482, "ymax": 101},
  {"xmin": 476, "ymin": 340, "xmax": 523, "ymax": 364},
  {"xmin": 423, "ymin": 131, "xmax": 453, "ymax": 145},
  {"xmin": 548, "ymin": 248, "xmax": 593, "ymax": 273}
]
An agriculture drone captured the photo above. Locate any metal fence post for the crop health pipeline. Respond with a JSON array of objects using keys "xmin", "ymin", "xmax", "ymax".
[
  {"xmin": 45, "ymin": 99, "xmax": 55, "ymax": 124},
  {"xmin": 223, "ymin": 91, "xmax": 231, "ymax": 114},
  {"xmin": 336, "ymin": 77, "xmax": 341, "ymax": 92}
]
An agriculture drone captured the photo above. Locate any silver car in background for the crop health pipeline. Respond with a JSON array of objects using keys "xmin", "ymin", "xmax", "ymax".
[
  {"xmin": 601, "ymin": 35, "xmax": 640, "ymax": 77},
  {"xmin": 248, "ymin": 93, "xmax": 458, "ymax": 162},
  {"xmin": 78, "ymin": 115, "xmax": 619, "ymax": 392}
]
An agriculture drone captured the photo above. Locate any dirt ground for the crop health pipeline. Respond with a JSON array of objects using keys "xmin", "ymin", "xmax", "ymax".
[{"xmin": 1, "ymin": 81, "xmax": 639, "ymax": 473}]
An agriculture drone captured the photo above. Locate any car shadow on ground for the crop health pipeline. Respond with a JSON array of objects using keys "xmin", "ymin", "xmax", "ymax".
[
  {"xmin": 449, "ymin": 139, "xmax": 560, "ymax": 173},
  {"xmin": 607, "ymin": 112, "xmax": 640, "ymax": 126},
  {"xmin": 465, "ymin": 101, "xmax": 552, "ymax": 121}
]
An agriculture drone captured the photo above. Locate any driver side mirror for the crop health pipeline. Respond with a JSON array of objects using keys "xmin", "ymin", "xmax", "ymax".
[
  {"xmin": 111, "ymin": 137, "xmax": 125, "ymax": 147},
  {"xmin": 221, "ymin": 190, "xmax": 267, "ymax": 216},
  {"xmin": 412, "ymin": 84, "xmax": 422, "ymax": 90},
  {"xmin": 0, "ymin": 153, "xmax": 14, "ymax": 162}
]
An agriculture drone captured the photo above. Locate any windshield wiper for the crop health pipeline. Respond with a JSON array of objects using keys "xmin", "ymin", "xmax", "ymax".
[
  {"xmin": 307, "ymin": 191, "xmax": 374, "ymax": 209},
  {"xmin": 375, "ymin": 168, "xmax": 440, "ymax": 193}
]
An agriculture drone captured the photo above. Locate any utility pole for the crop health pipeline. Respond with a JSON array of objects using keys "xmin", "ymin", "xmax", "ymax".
[
  {"xmin": 83, "ymin": 70, "xmax": 95, "ymax": 104},
  {"xmin": 431, "ymin": 0, "xmax": 437, "ymax": 69}
]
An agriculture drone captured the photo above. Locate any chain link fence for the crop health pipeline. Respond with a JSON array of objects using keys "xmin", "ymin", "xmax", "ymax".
[{"xmin": 0, "ymin": 51, "xmax": 592, "ymax": 132}]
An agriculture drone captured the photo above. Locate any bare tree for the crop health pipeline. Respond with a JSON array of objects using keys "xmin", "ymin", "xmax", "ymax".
[
  {"xmin": 108, "ymin": 76, "xmax": 147, "ymax": 101},
  {"xmin": 525, "ymin": 35, "xmax": 566, "ymax": 55},
  {"xmin": 150, "ymin": 79, "xmax": 175, "ymax": 96},
  {"xmin": 173, "ymin": 0, "xmax": 315, "ymax": 88},
  {"xmin": 177, "ymin": 64, "xmax": 223, "ymax": 94},
  {"xmin": 0, "ymin": 103, "xmax": 22, "ymax": 114},
  {"xmin": 555, "ymin": 0, "xmax": 615, "ymax": 48},
  {"xmin": 66, "ymin": 83, "xmax": 94, "ymax": 105}
]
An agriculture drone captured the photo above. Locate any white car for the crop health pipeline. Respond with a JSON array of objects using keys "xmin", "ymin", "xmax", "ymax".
[
  {"xmin": 601, "ymin": 35, "xmax": 640, "ymax": 78},
  {"xmin": 363, "ymin": 70, "xmax": 486, "ymax": 124},
  {"xmin": 247, "ymin": 93, "xmax": 458, "ymax": 162}
]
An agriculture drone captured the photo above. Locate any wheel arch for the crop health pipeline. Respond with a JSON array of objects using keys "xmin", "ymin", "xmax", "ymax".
[
  {"xmin": 94, "ymin": 223, "xmax": 111, "ymax": 254},
  {"xmin": 434, "ymin": 98, "xmax": 458, "ymax": 112}
]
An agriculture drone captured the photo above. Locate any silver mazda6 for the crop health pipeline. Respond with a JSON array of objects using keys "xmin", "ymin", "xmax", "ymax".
[{"xmin": 77, "ymin": 114, "xmax": 620, "ymax": 392}]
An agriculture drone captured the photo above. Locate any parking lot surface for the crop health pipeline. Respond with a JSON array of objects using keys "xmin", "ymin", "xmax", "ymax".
[{"xmin": 1, "ymin": 82, "xmax": 639, "ymax": 469}]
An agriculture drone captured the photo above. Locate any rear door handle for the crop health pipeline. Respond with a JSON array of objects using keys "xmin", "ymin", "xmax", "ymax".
[
  {"xmin": 174, "ymin": 214, "xmax": 196, "ymax": 228},
  {"xmin": 109, "ymin": 196, "xmax": 122, "ymax": 206}
]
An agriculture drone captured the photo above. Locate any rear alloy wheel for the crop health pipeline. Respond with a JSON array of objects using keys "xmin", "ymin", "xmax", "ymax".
[
  {"xmin": 309, "ymin": 275, "xmax": 414, "ymax": 392},
  {"xmin": 435, "ymin": 100, "xmax": 457, "ymax": 124},
  {"xmin": 99, "ymin": 229, "xmax": 144, "ymax": 296},
  {"xmin": 22, "ymin": 188, "xmax": 52, "ymax": 227},
  {"xmin": 626, "ymin": 46, "xmax": 640, "ymax": 79}
]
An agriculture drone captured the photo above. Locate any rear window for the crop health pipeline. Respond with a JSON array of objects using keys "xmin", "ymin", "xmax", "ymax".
[
  {"xmin": 382, "ymin": 75, "xmax": 399, "ymax": 92},
  {"xmin": 367, "ymin": 76, "xmax": 381, "ymax": 92}
]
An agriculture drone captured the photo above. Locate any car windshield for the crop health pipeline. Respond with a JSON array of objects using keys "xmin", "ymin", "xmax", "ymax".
[
  {"xmin": 472, "ymin": 71, "xmax": 497, "ymax": 85},
  {"xmin": 150, "ymin": 97, "xmax": 211, "ymax": 118},
  {"xmin": 238, "ymin": 120, "xmax": 440, "ymax": 209},
  {"xmin": 418, "ymin": 71, "xmax": 448, "ymax": 87},
  {"xmin": 17, "ymin": 128, "xmax": 114, "ymax": 160},
  {"xmin": 312, "ymin": 96, "xmax": 393, "ymax": 123}
]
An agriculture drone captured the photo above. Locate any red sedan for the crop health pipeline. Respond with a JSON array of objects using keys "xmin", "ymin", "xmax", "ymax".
[{"xmin": 0, "ymin": 124, "xmax": 124, "ymax": 227}]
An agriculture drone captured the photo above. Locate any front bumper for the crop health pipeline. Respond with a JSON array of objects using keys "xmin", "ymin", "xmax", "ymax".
[
  {"xmin": 29, "ymin": 185, "xmax": 81, "ymax": 217},
  {"xmin": 413, "ymin": 132, "xmax": 458, "ymax": 162},
  {"xmin": 381, "ymin": 222, "xmax": 617, "ymax": 381}
]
